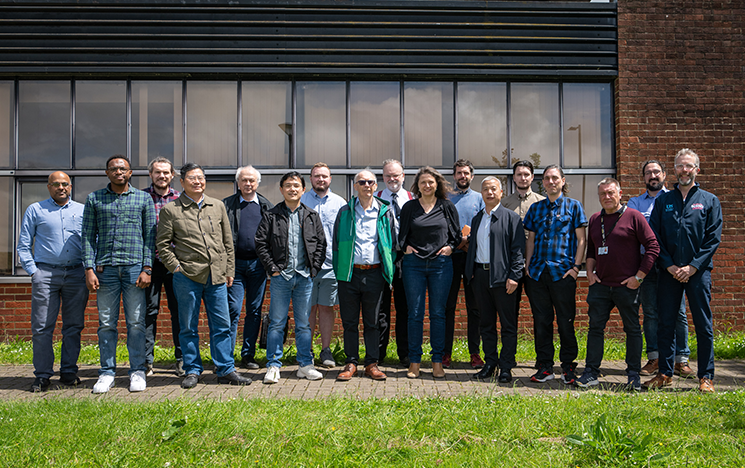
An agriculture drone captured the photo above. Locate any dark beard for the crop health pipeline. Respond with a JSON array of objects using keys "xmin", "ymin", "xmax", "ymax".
[
  {"xmin": 645, "ymin": 180, "xmax": 663, "ymax": 192},
  {"xmin": 456, "ymin": 180, "xmax": 470, "ymax": 190}
]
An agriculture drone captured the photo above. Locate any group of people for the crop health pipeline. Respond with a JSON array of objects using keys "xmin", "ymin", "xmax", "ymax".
[{"xmin": 19, "ymin": 148, "xmax": 723, "ymax": 394}]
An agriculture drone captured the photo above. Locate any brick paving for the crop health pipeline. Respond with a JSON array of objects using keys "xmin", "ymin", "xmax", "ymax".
[{"xmin": 2, "ymin": 360, "xmax": 744, "ymax": 401}]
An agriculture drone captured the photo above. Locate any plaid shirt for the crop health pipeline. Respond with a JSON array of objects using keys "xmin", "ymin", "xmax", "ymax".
[
  {"xmin": 143, "ymin": 184, "xmax": 180, "ymax": 223},
  {"xmin": 82, "ymin": 183, "xmax": 156, "ymax": 269},
  {"xmin": 523, "ymin": 194, "xmax": 587, "ymax": 281}
]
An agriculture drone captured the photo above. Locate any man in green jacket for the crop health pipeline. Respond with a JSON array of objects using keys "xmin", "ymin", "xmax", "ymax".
[{"xmin": 333, "ymin": 169, "xmax": 397, "ymax": 381}]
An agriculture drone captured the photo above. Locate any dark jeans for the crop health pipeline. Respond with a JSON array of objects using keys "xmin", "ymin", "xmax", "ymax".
[
  {"xmin": 640, "ymin": 267, "xmax": 690, "ymax": 360},
  {"xmin": 227, "ymin": 257, "xmax": 268, "ymax": 359},
  {"xmin": 145, "ymin": 259, "xmax": 181, "ymax": 364},
  {"xmin": 585, "ymin": 283, "xmax": 642, "ymax": 376},
  {"xmin": 378, "ymin": 264, "xmax": 409, "ymax": 361},
  {"xmin": 445, "ymin": 252, "xmax": 481, "ymax": 356},
  {"xmin": 657, "ymin": 269, "xmax": 715, "ymax": 380},
  {"xmin": 339, "ymin": 268, "xmax": 385, "ymax": 366},
  {"xmin": 526, "ymin": 270, "xmax": 578, "ymax": 370},
  {"xmin": 471, "ymin": 268, "xmax": 518, "ymax": 370}
]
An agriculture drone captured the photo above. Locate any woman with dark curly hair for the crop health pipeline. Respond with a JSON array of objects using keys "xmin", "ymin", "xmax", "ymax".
[{"xmin": 398, "ymin": 166, "xmax": 461, "ymax": 378}]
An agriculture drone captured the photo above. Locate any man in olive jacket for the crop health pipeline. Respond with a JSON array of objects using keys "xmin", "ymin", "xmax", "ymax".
[{"xmin": 157, "ymin": 163, "xmax": 251, "ymax": 389}]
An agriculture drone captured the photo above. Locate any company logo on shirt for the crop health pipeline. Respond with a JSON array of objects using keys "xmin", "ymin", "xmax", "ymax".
[
  {"xmin": 691, "ymin": 203, "xmax": 705, "ymax": 210},
  {"xmin": 665, "ymin": 204, "xmax": 674, "ymax": 212}
]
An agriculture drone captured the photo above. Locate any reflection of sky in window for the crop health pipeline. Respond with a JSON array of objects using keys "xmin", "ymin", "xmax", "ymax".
[
  {"xmin": 186, "ymin": 82, "xmax": 237, "ymax": 167},
  {"xmin": 75, "ymin": 81, "xmax": 127, "ymax": 169},
  {"xmin": 132, "ymin": 81, "xmax": 182, "ymax": 169},
  {"xmin": 296, "ymin": 82, "xmax": 346, "ymax": 168},
  {"xmin": 458, "ymin": 83, "xmax": 507, "ymax": 167},
  {"xmin": 404, "ymin": 83, "xmax": 454, "ymax": 168},
  {"xmin": 19, "ymin": 82, "xmax": 71, "ymax": 169},
  {"xmin": 242, "ymin": 82, "xmax": 291, "ymax": 168},
  {"xmin": 351, "ymin": 82, "xmax": 400, "ymax": 167},
  {"xmin": 563, "ymin": 84, "xmax": 613, "ymax": 168},
  {"xmin": 511, "ymin": 83, "xmax": 559, "ymax": 168}
]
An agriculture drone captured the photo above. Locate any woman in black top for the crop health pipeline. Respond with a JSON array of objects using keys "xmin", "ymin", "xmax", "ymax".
[{"xmin": 398, "ymin": 166, "xmax": 461, "ymax": 378}]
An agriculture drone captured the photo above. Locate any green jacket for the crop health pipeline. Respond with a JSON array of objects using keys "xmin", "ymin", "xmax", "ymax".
[{"xmin": 332, "ymin": 196, "xmax": 396, "ymax": 284}]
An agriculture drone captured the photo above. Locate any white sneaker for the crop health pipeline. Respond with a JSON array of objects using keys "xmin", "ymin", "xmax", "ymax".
[
  {"xmin": 129, "ymin": 371, "xmax": 147, "ymax": 392},
  {"xmin": 297, "ymin": 365, "xmax": 323, "ymax": 381},
  {"xmin": 264, "ymin": 366, "xmax": 280, "ymax": 384},
  {"xmin": 92, "ymin": 375, "xmax": 115, "ymax": 394}
]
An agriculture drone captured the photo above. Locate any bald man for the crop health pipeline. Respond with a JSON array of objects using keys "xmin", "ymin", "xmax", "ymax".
[{"xmin": 18, "ymin": 171, "xmax": 89, "ymax": 392}]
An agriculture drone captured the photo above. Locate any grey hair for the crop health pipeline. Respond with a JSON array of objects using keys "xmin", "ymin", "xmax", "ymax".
[
  {"xmin": 675, "ymin": 148, "xmax": 700, "ymax": 167},
  {"xmin": 235, "ymin": 165, "xmax": 261, "ymax": 184},
  {"xmin": 354, "ymin": 167, "xmax": 376, "ymax": 183},
  {"xmin": 481, "ymin": 176, "xmax": 502, "ymax": 190},
  {"xmin": 597, "ymin": 177, "xmax": 621, "ymax": 190},
  {"xmin": 382, "ymin": 159, "xmax": 403, "ymax": 171}
]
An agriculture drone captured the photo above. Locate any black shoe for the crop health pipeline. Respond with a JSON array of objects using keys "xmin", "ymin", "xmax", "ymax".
[
  {"xmin": 217, "ymin": 371, "xmax": 252, "ymax": 386},
  {"xmin": 473, "ymin": 364, "xmax": 497, "ymax": 380},
  {"xmin": 561, "ymin": 363, "xmax": 578, "ymax": 385},
  {"xmin": 399, "ymin": 357, "xmax": 410, "ymax": 368},
  {"xmin": 498, "ymin": 369, "xmax": 512, "ymax": 383},
  {"xmin": 181, "ymin": 373, "xmax": 200, "ymax": 389},
  {"xmin": 59, "ymin": 373, "xmax": 81, "ymax": 386},
  {"xmin": 31, "ymin": 377, "xmax": 50, "ymax": 393},
  {"xmin": 241, "ymin": 356, "xmax": 260, "ymax": 370},
  {"xmin": 531, "ymin": 365, "xmax": 555, "ymax": 383}
]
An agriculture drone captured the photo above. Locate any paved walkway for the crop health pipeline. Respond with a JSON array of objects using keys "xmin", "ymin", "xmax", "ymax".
[{"xmin": 2, "ymin": 360, "xmax": 744, "ymax": 401}]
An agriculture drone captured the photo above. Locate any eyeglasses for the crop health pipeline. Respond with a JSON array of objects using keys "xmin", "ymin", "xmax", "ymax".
[
  {"xmin": 107, "ymin": 167, "xmax": 129, "ymax": 173},
  {"xmin": 49, "ymin": 182, "xmax": 70, "ymax": 188},
  {"xmin": 644, "ymin": 170, "xmax": 662, "ymax": 176},
  {"xmin": 185, "ymin": 175, "xmax": 206, "ymax": 182},
  {"xmin": 356, "ymin": 180, "xmax": 376, "ymax": 186},
  {"xmin": 675, "ymin": 163, "xmax": 697, "ymax": 171}
]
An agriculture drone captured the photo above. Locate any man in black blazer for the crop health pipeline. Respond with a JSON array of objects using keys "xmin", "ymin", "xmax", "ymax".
[{"xmin": 464, "ymin": 176, "xmax": 525, "ymax": 382}]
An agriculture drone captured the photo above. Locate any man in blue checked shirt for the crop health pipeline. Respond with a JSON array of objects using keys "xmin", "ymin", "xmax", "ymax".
[
  {"xmin": 18, "ymin": 171, "xmax": 89, "ymax": 393},
  {"xmin": 82, "ymin": 155, "xmax": 156, "ymax": 394},
  {"xmin": 523, "ymin": 165, "xmax": 587, "ymax": 386}
]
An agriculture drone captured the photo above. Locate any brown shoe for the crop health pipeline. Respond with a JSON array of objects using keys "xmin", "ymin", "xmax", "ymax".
[
  {"xmin": 432, "ymin": 362, "xmax": 445, "ymax": 379},
  {"xmin": 675, "ymin": 362, "xmax": 696, "ymax": 379},
  {"xmin": 337, "ymin": 363, "xmax": 357, "ymax": 381},
  {"xmin": 642, "ymin": 373, "xmax": 672, "ymax": 390},
  {"xmin": 364, "ymin": 363, "xmax": 387, "ymax": 381},
  {"xmin": 698, "ymin": 377, "xmax": 715, "ymax": 393},
  {"xmin": 640, "ymin": 358, "xmax": 658, "ymax": 376},
  {"xmin": 406, "ymin": 362, "xmax": 420, "ymax": 379}
]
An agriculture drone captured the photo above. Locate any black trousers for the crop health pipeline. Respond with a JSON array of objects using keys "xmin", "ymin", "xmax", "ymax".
[
  {"xmin": 378, "ymin": 264, "xmax": 408, "ymax": 361},
  {"xmin": 340, "ymin": 268, "xmax": 386, "ymax": 366},
  {"xmin": 471, "ymin": 268, "xmax": 518, "ymax": 370},
  {"xmin": 144, "ymin": 259, "xmax": 181, "ymax": 363},
  {"xmin": 444, "ymin": 252, "xmax": 481, "ymax": 356}
]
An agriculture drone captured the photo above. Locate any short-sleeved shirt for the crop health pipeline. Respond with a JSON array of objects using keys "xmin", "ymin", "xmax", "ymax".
[{"xmin": 523, "ymin": 194, "xmax": 587, "ymax": 281}]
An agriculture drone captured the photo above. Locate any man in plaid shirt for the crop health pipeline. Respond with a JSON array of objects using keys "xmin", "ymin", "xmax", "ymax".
[
  {"xmin": 82, "ymin": 155, "xmax": 156, "ymax": 394},
  {"xmin": 523, "ymin": 165, "xmax": 587, "ymax": 386}
]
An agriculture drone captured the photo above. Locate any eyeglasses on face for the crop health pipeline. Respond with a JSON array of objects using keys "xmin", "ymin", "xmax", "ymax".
[
  {"xmin": 107, "ymin": 167, "xmax": 130, "ymax": 173},
  {"xmin": 49, "ymin": 182, "xmax": 70, "ymax": 188},
  {"xmin": 356, "ymin": 180, "xmax": 376, "ymax": 186},
  {"xmin": 185, "ymin": 175, "xmax": 206, "ymax": 182},
  {"xmin": 675, "ymin": 164, "xmax": 697, "ymax": 170}
]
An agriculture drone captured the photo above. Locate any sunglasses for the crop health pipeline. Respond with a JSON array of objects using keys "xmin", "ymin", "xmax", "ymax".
[{"xmin": 356, "ymin": 180, "xmax": 376, "ymax": 186}]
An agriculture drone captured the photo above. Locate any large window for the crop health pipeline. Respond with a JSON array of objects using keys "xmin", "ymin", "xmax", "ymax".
[
  {"xmin": 18, "ymin": 81, "xmax": 70, "ymax": 169},
  {"xmin": 186, "ymin": 82, "xmax": 237, "ymax": 167},
  {"xmin": 132, "ymin": 81, "xmax": 183, "ymax": 169},
  {"xmin": 350, "ymin": 82, "xmax": 401, "ymax": 168},
  {"xmin": 457, "ymin": 83, "xmax": 508, "ymax": 168},
  {"xmin": 242, "ymin": 82, "xmax": 292, "ymax": 168},
  {"xmin": 296, "ymin": 82, "xmax": 347, "ymax": 168},
  {"xmin": 0, "ymin": 82, "xmax": 12, "ymax": 168},
  {"xmin": 75, "ymin": 81, "xmax": 127, "ymax": 169},
  {"xmin": 404, "ymin": 82, "xmax": 455, "ymax": 168}
]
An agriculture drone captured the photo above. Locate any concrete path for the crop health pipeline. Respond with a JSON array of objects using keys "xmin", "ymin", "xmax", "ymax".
[{"xmin": 2, "ymin": 360, "xmax": 743, "ymax": 401}]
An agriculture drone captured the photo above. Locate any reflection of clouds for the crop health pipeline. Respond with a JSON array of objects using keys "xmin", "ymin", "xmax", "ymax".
[
  {"xmin": 404, "ymin": 84, "xmax": 454, "ymax": 167},
  {"xmin": 563, "ymin": 84, "xmax": 612, "ymax": 168},
  {"xmin": 512, "ymin": 84, "xmax": 559, "ymax": 166},
  {"xmin": 458, "ymin": 84, "xmax": 507, "ymax": 166},
  {"xmin": 351, "ymin": 90, "xmax": 399, "ymax": 166}
]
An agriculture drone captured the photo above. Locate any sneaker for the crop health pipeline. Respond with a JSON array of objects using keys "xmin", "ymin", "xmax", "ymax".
[
  {"xmin": 241, "ymin": 356, "xmax": 260, "ymax": 370},
  {"xmin": 297, "ymin": 364, "xmax": 323, "ymax": 381},
  {"xmin": 263, "ymin": 366, "xmax": 280, "ymax": 384},
  {"xmin": 319, "ymin": 347, "xmax": 336, "ymax": 368},
  {"xmin": 92, "ymin": 375, "xmax": 115, "ymax": 394},
  {"xmin": 561, "ymin": 363, "xmax": 578, "ymax": 385},
  {"xmin": 59, "ymin": 373, "xmax": 81, "ymax": 386},
  {"xmin": 530, "ymin": 365, "xmax": 555, "ymax": 383},
  {"xmin": 675, "ymin": 362, "xmax": 696, "ymax": 379},
  {"xmin": 575, "ymin": 370, "xmax": 599, "ymax": 388},
  {"xmin": 640, "ymin": 358, "xmax": 658, "ymax": 376},
  {"xmin": 145, "ymin": 363, "xmax": 154, "ymax": 377},
  {"xmin": 470, "ymin": 354, "xmax": 485, "ymax": 369},
  {"xmin": 129, "ymin": 371, "xmax": 147, "ymax": 392},
  {"xmin": 442, "ymin": 354, "xmax": 452, "ymax": 369},
  {"xmin": 31, "ymin": 377, "xmax": 50, "ymax": 393},
  {"xmin": 627, "ymin": 372, "xmax": 641, "ymax": 391},
  {"xmin": 175, "ymin": 360, "xmax": 185, "ymax": 377}
]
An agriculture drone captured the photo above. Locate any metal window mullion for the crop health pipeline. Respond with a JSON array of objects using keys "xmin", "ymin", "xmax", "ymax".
[
  {"xmin": 559, "ymin": 82, "xmax": 564, "ymax": 168},
  {"xmin": 400, "ymin": 81, "xmax": 405, "ymax": 167},
  {"xmin": 346, "ymin": 81, "xmax": 351, "ymax": 169},
  {"xmin": 291, "ymin": 79, "xmax": 296, "ymax": 168},
  {"xmin": 237, "ymin": 80, "xmax": 242, "ymax": 167},
  {"xmin": 506, "ymin": 81, "xmax": 512, "ymax": 194},
  {"xmin": 13, "ymin": 79, "xmax": 18, "ymax": 169},
  {"xmin": 126, "ymin": 80, "xmax": 131, "ymax": 162},
  {"xmin": 71, "ymin": 80, "xmax": 76, "ymax": 169},
  {"xmin": 182, "ymin": 80, "xmax": 187, "ymax": 165},
  {"xmin": 453, "ymin": 82, "xmax": 458, "ymax": 167}
]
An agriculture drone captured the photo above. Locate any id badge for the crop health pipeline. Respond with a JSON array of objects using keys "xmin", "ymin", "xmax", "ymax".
[{"xmin": 598, "ymin": 246, "xmax": 609, "ymax": 255}]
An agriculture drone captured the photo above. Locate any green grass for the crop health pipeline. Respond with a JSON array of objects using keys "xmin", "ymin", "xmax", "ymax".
[{"xmin": 1, "ymin": 391, "xmax": 744, "ymax": 467}]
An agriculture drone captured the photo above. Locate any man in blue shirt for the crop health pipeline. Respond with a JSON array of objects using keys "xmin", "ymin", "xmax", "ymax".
[
  {"xmin": 18, "ymin": 171, "xmax": 89, "ymax": 392},
  {"xmin": 627, "ymin": 160, "xmax": 692, "ymax": 378},
  {"xmin": 523, "ymin": 165, "xmax": 587, "ymax": 385},
  {"xmin": 445, "ymin": 159, "xmax": 485, "ymax": 369}
]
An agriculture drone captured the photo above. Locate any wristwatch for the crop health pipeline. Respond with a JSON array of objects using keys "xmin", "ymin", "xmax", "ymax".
[
  {"xmin": 142, "ymin": 267, "xmax": 153, "ymax": 276},
  {"xmin": 635, "ymin": 275, "xmax": 644, "ymax": 284}
]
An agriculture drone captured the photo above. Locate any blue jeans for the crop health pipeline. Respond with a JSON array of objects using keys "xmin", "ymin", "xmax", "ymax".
[
  {"xmin": 402, "ymin": 254, "xmax": 453, "ymax": 364},
  {"xmin": 96, "ymin": 264, "xmax": 147, "ymax": 377},
  {"xmin": 228, "ymin": 258, "xmax": 268, "ymax": 359},
  {"xmin": 266, "ymin": 274, "xmax": 313, "ymax": 368},
  {"xmin": 640, "ymin": 267, "xmax": 689, "ymax": 361},
  {"xmin": 173, "ymin": 272, "xmax": 236, "ymax": 377}
]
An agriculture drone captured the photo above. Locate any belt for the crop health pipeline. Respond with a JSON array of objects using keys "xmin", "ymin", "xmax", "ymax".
[
  {"xmin": 353, "ymin": 263, "xmax": 381, "ymax": 270},
  {"xmin": 37, "ymin": 262, "xmax": 83, "ymax": 271},
  {"xmin": 475, "ymin": 263, "xmax": 490, "ymax": 271}
]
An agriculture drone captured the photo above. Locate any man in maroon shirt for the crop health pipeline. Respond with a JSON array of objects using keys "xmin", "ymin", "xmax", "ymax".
[{"xmin": 576, "ymin": 178, "xmax": 659, "ymax": 391}]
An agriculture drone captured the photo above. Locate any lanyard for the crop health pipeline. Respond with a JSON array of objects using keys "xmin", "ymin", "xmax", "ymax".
[{"xmin": 600, "ymin": 205, "xmax": 626, "ymax": 247}]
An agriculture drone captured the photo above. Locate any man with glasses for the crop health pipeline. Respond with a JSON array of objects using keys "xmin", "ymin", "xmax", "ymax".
[
  {"xmin": 628, "ymin": 160, "xmax": 693, "ymax": 378},
  {"xmin": 157, "ymin": 163, "xmax": 251, "ymax": 389},
  {"xmin": 376, "ymin": 159, "xmax": 415, "ymax": 366},
  {"xmin": 644, "ymin": 149, "xmax": 722, "ymax": 393},
  {"xmin": 82, "ymin": 155, "xmax": 156, "ymax": 393},
  {"xmin": 18, "ymin": 171, "xmax": 88, "ymax": 392}
]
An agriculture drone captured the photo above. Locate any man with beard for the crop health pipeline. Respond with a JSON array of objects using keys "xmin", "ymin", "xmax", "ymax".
[
  {"xmin": 628, "ymin": 160, "xmax": 693, "ymax": 378},
  {"xmin": 644, "ymin": 149, "xmax": 722, "ymax": 393},
  {"xmin": 444, "ymin": 159, "xmax": 485, "ymax": 368}
]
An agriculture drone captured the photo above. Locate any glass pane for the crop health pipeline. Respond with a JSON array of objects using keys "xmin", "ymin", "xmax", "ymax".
[
  {"xmin": 458, "ymin": 83, "xmax": 508, "ymax": 168},
  {"xmin": 564, "ymin": 174, "xmax": 615, "ymax": 219},
  {"xmin": 204, "ymin": 179, "xmax": 236, "ymax": 202},
  {"xmin": 404, "ymin": 82, "xmax": 454, "ymax": 168},
  {"xmin": 257, "ymin": 174, "xmax": 286, "ymax": 206},
  {"xmin": 186, "ymin": 82, "xmax": 238, "ymax": 167},
  {"xmin": 0, "ymin": 177, "xmax": 13, "ymax": 274},
  {"xmin": 296, "ymin": 82, "xmax": 346, "ymax": 168},
  {"xmin": 563, "ymin": 83, "xmax": 613, "ymax": 168},
  {"xmin": 0, "ymin": 82, "xmax": 13, "ymax": 168},
  {"xmin": 16, "ymin": 181, "xmax": 49, "ymax": 272},
  {"xmin": 242, "ymin": 82, "xmax": 291, "ymax": 168},
  {"xmin": 511, "ymin": 83, "xmax": 560, "ymax": 169},
  {"xmin": 72, "ymin": 176, "xmax": 109, "ymax": 204},
  {"xmin": 19, "ymin": 81, "xmax": 71, "ymax": 169},
  {"xmin": 75, "ymin": 81, "xmax": 127, "ymax": 169},
  {"xmin": 132, "ymin": 81, "xmax": 183, "ymax": 169},
  {"xmin": 350, "ymin": 82, "xmax": 400, "ymax": 168}
]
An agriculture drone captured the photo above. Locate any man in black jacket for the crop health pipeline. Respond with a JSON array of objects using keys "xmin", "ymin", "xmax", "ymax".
[
  {"xmin": 223, "ymin": 165, "xmax": 274, "ymax": 370},
  {"xmin": 464, "ymin": 176, "xmax": 525, "ymax": 382},
  {"xmin": 255, "ymin": 171, "xmax": 326, "ymax": 384}
]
